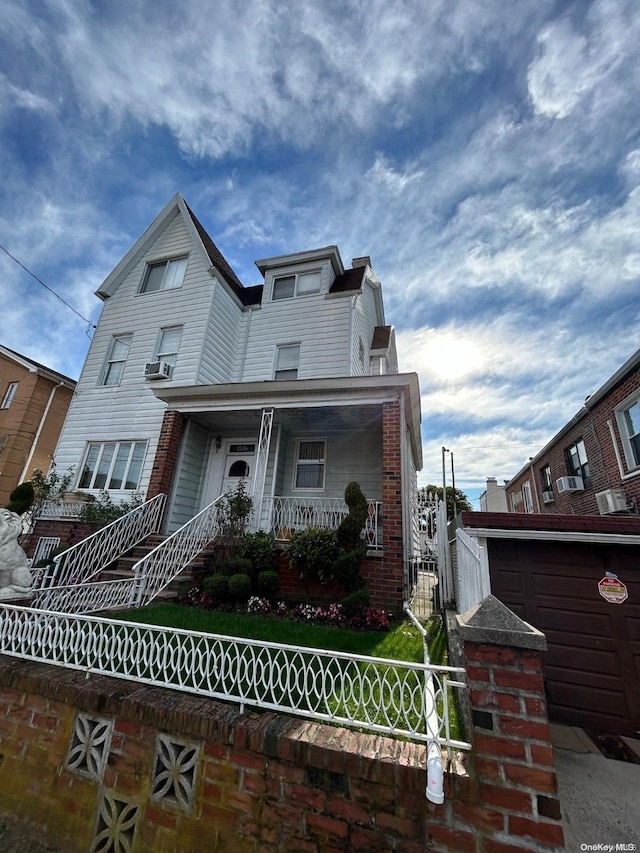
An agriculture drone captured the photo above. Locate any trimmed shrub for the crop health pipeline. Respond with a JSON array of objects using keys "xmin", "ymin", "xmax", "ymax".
[
  {"xmin": 332, "ymin": 545, "xmax": 367, "ymax": 593},
  {"xmin": 6, "ymin": 481, "xmax": 35, "ymax": 515},
  {"xmin": 228, "ymin": 573, "xmax": 252, "ymax": 602},
  {"xmin": 202, "ymin": 573, "xmax": 229, "ymax": 600},
  {"xmin": 239, "ymin": 531, "xmax": 277, "ymax": 579},
  {"xmin": 257, "ymin": 570, "xmax": 280, "ymax": 598},
  {"xmin": 219, "ymin": 556, "xmax": 252, "ymax": 578},
  {"xmin": 288, "ymin": 527, "xmax": 340, "ymax": 584},
  {"xmin": 337, "ymin": 481, "xmax": 369, "ymax": 550},
  {"xmin": 340, "ymin": 586, "xmax": 370, "ymax": 619}
]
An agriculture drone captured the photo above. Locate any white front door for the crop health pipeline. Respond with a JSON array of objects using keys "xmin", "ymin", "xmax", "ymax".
[{"xmin": 221, "ymin": 441, "xmax": 256, "ymax": 495}]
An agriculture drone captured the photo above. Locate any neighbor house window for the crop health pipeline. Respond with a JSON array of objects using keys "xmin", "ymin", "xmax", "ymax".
[
  {"xmin": 618, "ymin": 397, "xmax": 640, "ymax": 469},
  {"xmin": 1, "ymin": 382, "xmax": 18, "ymax": 409},
  {"xmin": 510, "ymin": 491, "xmax": 523, "ymax": 512},
  {"xmin": 274, "ymin": 344, "xmax": 300, "ymax": 380},
  {"xmin": 272, "ymin": 270, "xmax": 321, "ymax": 300},
  {"xmin": 102, "ymin": 335, "xmax": 132, "ymax": 386},
  {"xmin": 140, "ymin": 256, "xmax": 188, "ymax": 293},
  {"xmin": 294, "ymin": 440, "xmax": 326, "ymax": 489},
  {"xmin": 155, "ymin": 326, "xmax": 183, "ymax": 370},
  {"xmin": 522, "ymin": 481, "xmax": 534, "ymax": 513},
  {"xmin": 541, "ymin": 465, "xmax": 553, "ymax": 494},
  {"xmin": 78, "ymin": 440, "xmax": 146, "ymax": 490},
  {"xmin": 566, "ymin": 438, "xmax": 591, "ymax": 486}
]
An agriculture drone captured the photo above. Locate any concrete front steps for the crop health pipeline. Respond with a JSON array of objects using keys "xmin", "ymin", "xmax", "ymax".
[{"xmin": 100, "ymin": 535, "xmax": 217, "ymax": 603}]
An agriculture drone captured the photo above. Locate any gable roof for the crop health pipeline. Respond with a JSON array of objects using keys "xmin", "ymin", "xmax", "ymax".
[{"xmin": 0, "ymin": 345, "xmax": 76, "ymax": 385}]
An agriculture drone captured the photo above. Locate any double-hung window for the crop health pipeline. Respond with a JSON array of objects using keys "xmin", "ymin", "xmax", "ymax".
[
  {"xmin": 102, "ymin": 335, "xmax": 132, "ymax": 386},
  {"xmin": 272, "ymin": 270, "xmax": 321, "ymax": 300},
  {"xmin": 294, "ymin": 440, "xmax": 326, "ymax": 490},
  {"xmin": 155, "ymin": 326, "xmax": 183, "ymax": 371},
  {"xmin": 541, "ymin": 465, "xmax": 553, "ymax": 495},
  {"xmin": 79, "ymin": 440, "xmax": 146, "ymax": 490},
  {"xmin": 618, "ymin": 398, "xmax": 640, "ymax": 470},
  {"xmin": 522, "ymin": 481, "xmax": 534, "ymax": 513},
  {"xmin": 566, "ymin": 439, "xmax": 591, "ymax": 486},
  {"xmin": 274, "ymin": 344, "xmax": 300, "ymax": 380},
  {"xmin": 1, "ymin": 382, "xmax": 18, "ymax": 409},
  {"xmin": 140, "ymin": 257, "xmax": 188, "ymax": 293}
]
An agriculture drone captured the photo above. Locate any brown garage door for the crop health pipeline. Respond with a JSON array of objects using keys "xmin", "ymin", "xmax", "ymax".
[{"xmin": 489, "ymin": 538, "xmax": 640, "ymax": 737}]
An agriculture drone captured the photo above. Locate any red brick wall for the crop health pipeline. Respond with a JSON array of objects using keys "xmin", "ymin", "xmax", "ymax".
[
  {"xmin": 23, "ymin": 519, "xmax": 95, "ymax": 559},
  {"xmin": 147, "ymin": 410, "xmax": 186, "ymax": 501},
  {"xmin": 380, "ymin": 399, "xmax": 404, "ymax": 613},
  {"xmin": 506, "ymin": 361, "xmax": 640, "ymax": 515},
  {"xmin": 0, "ymin": 651, "xmax": 563, "ymax": 852}
]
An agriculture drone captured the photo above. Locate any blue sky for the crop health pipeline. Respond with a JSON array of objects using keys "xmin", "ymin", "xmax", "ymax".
[{"xmin": 2, "ymin": 0, "xmax": 639, "ymax": 505}]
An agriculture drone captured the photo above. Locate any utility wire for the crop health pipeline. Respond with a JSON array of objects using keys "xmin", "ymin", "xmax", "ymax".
[{"xmin": 0, "ymin": 243, "xmax": 96, "ymax": 330}]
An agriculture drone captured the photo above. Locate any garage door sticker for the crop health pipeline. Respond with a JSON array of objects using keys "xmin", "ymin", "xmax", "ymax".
[{"xmin": 598, "ymin": 573, "xmax": 628, "ymax": 604}]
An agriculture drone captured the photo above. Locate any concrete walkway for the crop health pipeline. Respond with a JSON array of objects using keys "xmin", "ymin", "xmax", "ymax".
[{"xmin": 552, "ymin": 724, "xmax": 640, "ymax": 850}]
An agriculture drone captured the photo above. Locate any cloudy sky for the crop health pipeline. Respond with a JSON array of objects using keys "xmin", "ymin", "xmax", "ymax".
[{"xmin": 1, "ymin": 0, "xmax": 639, "ymax": 505}]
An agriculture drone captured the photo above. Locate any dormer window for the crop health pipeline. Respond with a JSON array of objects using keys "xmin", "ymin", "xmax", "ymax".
[
  {"xmin": 272, "ymin": 270, "xmax": 321, "ymax": 300},
  {"xmin": 140, "ymin": 256, "xmax": 188, "ymax": 293}
]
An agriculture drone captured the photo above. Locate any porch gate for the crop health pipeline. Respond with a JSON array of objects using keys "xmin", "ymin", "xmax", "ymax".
[{"xmin": 405, "ymin": 490, "xmax": 441, "ymax": 619}]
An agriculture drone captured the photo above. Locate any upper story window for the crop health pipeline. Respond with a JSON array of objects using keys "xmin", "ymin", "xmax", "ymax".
[
  {"xmin": 102, "ymin": 335, "xmax": 132, "ymax": 386},
  {"xmin": 522, "ymin": 481, "xmax": 534, "ymax": 513},
  {"xmin": 272, "ymin": 270, "xmax": 321, "ymax": 300},
  {"xmin": 1, "ymin": 382, "xmax": 18, "ymax": 409},
  {"xmin": 155, "ymin": 326, "xmax": 183, "ymax": 370},
  {"xmin": 540, "ymin": 465, "xmax": 553, "ymax": 494},
  {"xmin": 294, "ymin": 439, "xmax": 326, "ymax": 490},
  {"xmin": 140, "ymin": 256, "xmax": 188, "ymax": 293},
  {"xmin": 510, "ymin": 491, "xmax": 523, "ymax": 512},
  {"xmin": 274, "ymin": 344, "xmax": 300, "ymax": 380},
  {"xmin": 78, "ymin": 440, "xmax": 146, "ymax": 490},
  {"xmin": 566, "ymin": 438, "xmax": 591, "ymax": 486},
  {"xmin": 617, "ymin": 397, "xmax": 640, "ymax": 470}
]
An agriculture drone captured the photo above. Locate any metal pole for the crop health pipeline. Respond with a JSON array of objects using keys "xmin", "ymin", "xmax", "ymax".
[
  {"xmin": 441, "ymin": 446, "xmax": 449, "ymax": 520},
  {"xmin": 451, "ymin": 452, "xmax": 457, "ymax": 518}
]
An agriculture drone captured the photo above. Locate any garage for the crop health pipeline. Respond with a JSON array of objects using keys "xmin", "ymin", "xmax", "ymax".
[{"xmin": 461, "ymin": 513, "xmax": 640, "ymax": 737}]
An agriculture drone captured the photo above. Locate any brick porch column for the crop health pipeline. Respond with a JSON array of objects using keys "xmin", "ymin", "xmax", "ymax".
[
  {"xmin": 147, "ymin": 410, "xmax": 186, "ymax": 502},
  {"xmin": 375, "ymin": 398, "xmax": 403, "ymax": 614},
  {"xmin": 455, "ymin": 595, "xmax": 565, "ymax": 852}
]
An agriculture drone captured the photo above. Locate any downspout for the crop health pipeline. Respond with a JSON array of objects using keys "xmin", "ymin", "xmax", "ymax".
[
  {"xmin": 399, "ymin": 388, "xmax": 409, "ymax": 586},
  {"xmin": 403, "ymin": 603, "xmax": 444, "ymax": 804},
  {"xmin": 20, "ymin": 381, "xmax": 65, "ymax": 483}
]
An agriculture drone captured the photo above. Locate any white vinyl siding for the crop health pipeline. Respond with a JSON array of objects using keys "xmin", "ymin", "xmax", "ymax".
[
  {"xmin": 201, "ymin": 278, "xmax": 244, "ymax": 384},
  {"xmin": 350, "ymin": 286, "xmax": 379, "ymax": 376},
  {"xmin": 168, "ymin": 422, "xmax": 210, "ymax": 531},
  {"xmin": 53, "ymin": 210, "xmax": 218, "ymax": 496}
]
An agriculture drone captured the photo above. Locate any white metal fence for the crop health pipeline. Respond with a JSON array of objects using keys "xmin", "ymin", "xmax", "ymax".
[
  {"xmin": 262, "ymin": 496, "xmax": 382, "ymax": 548},
  {"xmin": 455, "ymin": 528, "xmax": 490, "ymax": 614},
  {"xmin": 36, "ymin": 494, "xmax": 166, "ymax": 590},
  {"xmin": 0, "ymin": 604, "xmax": 469, "ymax": 750}
]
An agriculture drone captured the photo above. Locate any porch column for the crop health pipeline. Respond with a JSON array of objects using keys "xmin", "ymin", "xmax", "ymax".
[
  {"xmin": 147, "ymin": 410, "xmax": 186, "ymax": 502},
  {"xmin": 378, "ymin": 398, "xmax": 404, "ymax": 613}
]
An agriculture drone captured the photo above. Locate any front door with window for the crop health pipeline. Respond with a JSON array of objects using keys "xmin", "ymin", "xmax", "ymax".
[{"xmin": 221, "ymin": 443, "xmax": 256, "ymax": 495}]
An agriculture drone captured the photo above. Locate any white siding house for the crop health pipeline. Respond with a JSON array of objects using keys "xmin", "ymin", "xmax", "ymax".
[{"xmin": 44, "ymin": 194, "xmax": 423, "ymax": 613}]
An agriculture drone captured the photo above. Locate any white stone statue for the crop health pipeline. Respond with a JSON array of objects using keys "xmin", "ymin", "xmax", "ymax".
[{"xmin": 0, "ymin": 508, "xmax": 33, "ymax": 598}]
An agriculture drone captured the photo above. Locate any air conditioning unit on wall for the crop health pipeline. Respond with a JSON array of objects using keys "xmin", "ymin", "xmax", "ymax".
[
  {"xmin": 144, "ymin": 361, "xmax": 171, "ymax": 380},
  {"xmin": 556, "ymin": 476, "xmax": 584, "ymax": 493},
  {"xmin": 596, "ymin": 488, "xmax": 628, "ymax": 515},
  {"xmin": 542, "ymin": 491, "xmax": 555, "ymax": 505}
]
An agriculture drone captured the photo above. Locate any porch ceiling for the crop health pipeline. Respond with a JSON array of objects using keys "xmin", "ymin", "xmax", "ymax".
[{"xmin": 190, "ymin": 404, "xmax": 382, "ymax": 433}]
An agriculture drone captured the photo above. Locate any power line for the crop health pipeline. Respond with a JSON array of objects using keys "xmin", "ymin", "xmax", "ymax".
[{"xmin": 0, "ymin": 243, "xmax": 96, "ymax": 330}]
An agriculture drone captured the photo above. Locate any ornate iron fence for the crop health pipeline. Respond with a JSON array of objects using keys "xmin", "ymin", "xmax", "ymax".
[
  {"xmin": 36, "ymin": 494, "xmax": 166, "ymax": 590},
  {"xmin": 0, "ymin": 604, "xmax": 469, "ymax": 750}
]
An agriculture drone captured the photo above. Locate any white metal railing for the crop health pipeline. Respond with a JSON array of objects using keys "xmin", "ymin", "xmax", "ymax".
[
  {"xmin": 35, "ymin": 494, "xmax": 166, "ymax": 590},
  {"xmin": 455, "ymin": 528, "xmax": 490, "ymax": 614},
  {"xmin": 31, "ymin": 578, "xmax": 139, "ymax": 614},
  {"xmin": 263, "ymin": 497, "xmax": 382, "ymax": 548},
  {"xmin": 0, "ymin": 604, "xmax": 469, "ymax": 752},
  {"xmin": 132, "ymin": 495, "xmax": 227, "ymax": 607},
  {"xmin": 38, "ymin": 500, "xmax": 89, "ymax": 519},
  {"xmin": 436, "ymin": 500, "xmax": 454, "ymax": 606}
]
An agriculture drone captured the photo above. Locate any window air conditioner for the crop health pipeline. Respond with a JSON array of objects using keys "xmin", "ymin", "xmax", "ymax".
[
  {"xmin": 542, "ymin": 491, "xmax": 555, "ymax": 505},
  {"xmin": 556, "ymin": 476, "xmax": 584, "ymax": 493},
  {"xmin": 144, "ymin": 361, "xmax": 171, "ymax": 380},
  {"xmin": 595, "ymin": 488, "xmax": 628, "ymax": 515}
]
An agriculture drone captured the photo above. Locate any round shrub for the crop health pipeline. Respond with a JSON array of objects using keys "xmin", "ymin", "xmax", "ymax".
[
  {"xmin": 228, "ymin": 573, "xmax": 252, "ymax": 602},
  {"xmin": 257, "ymin": 570, "xmax": 280, "ymax": 598},
  {"xmin": 219, "ymin": 556, "xmax": 252, "ymax": 578},
  {"xmin": 202, "ymin": 573, "xmax": 229, "ymax": 600},
  {"xmin": 340, "ymin": 586, "xmax": 370, "ymax": 619},
  {"xmin": 6, "ymin": 481, "xmax": 35, "ymax": 515},
  {"xmin": 239, "ymin": 531, "xmax": 277, "ymax": 578}
]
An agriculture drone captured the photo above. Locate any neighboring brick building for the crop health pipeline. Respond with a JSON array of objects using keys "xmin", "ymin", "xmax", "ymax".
[
  {"xmin": 0, "ymin": 346, "xmax": 76, "ymax": 506},
  {"xmin": 506, "ymin": 347, "xmax": 640, "ymax": 516}
]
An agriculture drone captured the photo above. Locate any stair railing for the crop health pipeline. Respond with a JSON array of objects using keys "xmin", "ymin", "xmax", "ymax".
[
  {"xmin": 133, "ymin": 495, "xmax": 225, "ymax": 606},
  {"xmin": 38, "ymin": 493, "xmax": 166, "ymax": 589}
]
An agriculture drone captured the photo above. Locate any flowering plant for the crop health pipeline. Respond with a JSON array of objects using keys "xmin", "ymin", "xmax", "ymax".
[{"xmin": 247, "ymin": 596, "xmax": 272, "ymax": 615}]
